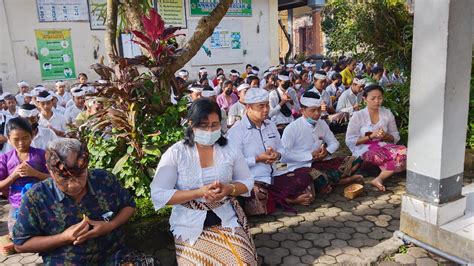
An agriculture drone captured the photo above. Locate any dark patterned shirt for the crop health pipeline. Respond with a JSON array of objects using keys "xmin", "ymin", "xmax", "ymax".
[{"xmin": 12, "ymin": 169, "xmax": 136, "ymax": 265}]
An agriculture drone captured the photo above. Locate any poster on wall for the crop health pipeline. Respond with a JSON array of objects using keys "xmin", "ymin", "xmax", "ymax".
[
  {"xmin": 36, "ymin": 0, "xmax": 89, "ymax": 22},
  {"xmin": 190, "ymin": 0, "xmax": 252, "ymax": 17},
  {"xmin": 88, "ymin": 0, "xmax": 106, "ymax": 30},
  {"xmin": 210, "ymin": 30, "xmax": 231, "ymax": 49},
  {"xmin": 190, "ymin": 19, "xmax": 243, "ymax": 66},
  {"xmin": 156, "ymin": 0, "xmax": 187, "ymax": 28},
  {"xmin": 231, "ymin": 32, "xmax": 241, "ymax": 49},
  {"xmin": 35, "ymin": 29, "xmax": 76, "ymax": 80}
]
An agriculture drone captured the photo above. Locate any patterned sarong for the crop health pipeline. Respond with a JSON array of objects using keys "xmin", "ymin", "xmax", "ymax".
[
  {"xmin": 178, "ymin": 199, "xmax": 257, "ymax": 265},
  {"xmin": 362, "ymin": 142, "xmax": 406, "ymax": 172},
  {"xmin": 310, "ymin": 156, "xmax": 362, "ymax": 190}
]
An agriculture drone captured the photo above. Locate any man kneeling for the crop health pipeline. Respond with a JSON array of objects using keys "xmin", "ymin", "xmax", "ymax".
[
  {"xmin": 13, "ymin": 138, "xmax": 136, "ymax": 265},
  {"xmin": 282, "ymin": 91, "xmax": 364, "ymax": 194}
]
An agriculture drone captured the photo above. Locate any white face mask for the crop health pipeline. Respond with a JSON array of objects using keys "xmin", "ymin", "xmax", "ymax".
[
  {"xmin": 294, "ymin": 84, "xmax": 302, "ymax": 89},
  {"xmin": 194, "ymin": 128, "xmax": 221, "ymax": 146}
]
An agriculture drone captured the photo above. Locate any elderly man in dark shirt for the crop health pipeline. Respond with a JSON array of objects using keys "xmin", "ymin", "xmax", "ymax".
[{"xmin": 12, "ymin": 138, "xmax": 136, "ymax": 265}]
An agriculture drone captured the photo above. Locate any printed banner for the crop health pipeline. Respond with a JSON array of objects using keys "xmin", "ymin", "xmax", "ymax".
[
  {"xmin": 37, "ymin": 0, "xmax": 89, "ymax": 22},
  {"xmin": 190, "ymin": 0, "xmax": 252, "ymax": 17},
  {"xmin": 157, "ymin": 0, "xmax": 187, "ymax": 28},
  {"xmin": 88, "ymin": 0, "xmax": 106, "ymax": 30},
  {"xmin": 35, "ymin": 29, "xmax": 76, "ymax": 80}
]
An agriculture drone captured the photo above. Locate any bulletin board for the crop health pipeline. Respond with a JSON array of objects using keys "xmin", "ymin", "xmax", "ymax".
[{"xmin": 189, "ymin": 19, "xmax": 243, "ymax": 66}]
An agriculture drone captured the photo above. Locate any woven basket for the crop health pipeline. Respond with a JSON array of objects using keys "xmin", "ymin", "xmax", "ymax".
[{"xmin": 344, "ymin": 184, "xmax": 364, "ymax": 200}]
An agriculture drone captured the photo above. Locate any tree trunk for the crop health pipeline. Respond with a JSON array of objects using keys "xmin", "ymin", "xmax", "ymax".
[
  {"xmin": 122, "ymin": 0, "xmax": 144, "ymax": 33},
  {"xmin": 278, "ymin": 18, "xmax": 293, "ymax": 64},
  {"xmin": 104, "ymin": 0, "xmax": 119, "ymax": 66},
  {"xmin": 165, "ymin": 0, "xmax": 234, "ymax": 74}
]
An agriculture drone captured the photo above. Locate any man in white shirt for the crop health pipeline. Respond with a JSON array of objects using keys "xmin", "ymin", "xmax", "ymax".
[
  {"xmin": 228, "ymin": 88, "xmax": 314, "ymax": 214},
  {"xmin": 54, "ymin": 80, "xmax": 72, "ymax": 108},
  {"xmin": 64, "ymin": 86, "xmax": 87, "ymax": 125},
  {"xmin": 282, "ymin": 91, "xmax": 364, "ymax": 194},
  {"xmin": 0, "ymin": 112, "xmax": 11, "ymax": 153},
  {"xmin": 15, "ymin": 81, "xmax": 30, "ymax": 106},
  {"xmin": 36, "ymin": 91, "xmax": 67, "ymax": 137},
  {"xmin": 3, "ymin": 94, "xmax": 18, "ymax": 117},
  {"xmin": 336, "ymin": 77, "xmax": 366, "ymax": 114},
  {"xmin": 227, "ymin": 83, "xmax": 249, "ymax": 128},
  {"xmin": 51, "ymin": 93, "xmax": 66, "ymax": 115},
  {"xmin": 268, "ymin": 71, "xmax": 300, "ymax": 135},
  {"xmin": 12, "ymin": 104, "xmax": 57, "ymax": 151}
]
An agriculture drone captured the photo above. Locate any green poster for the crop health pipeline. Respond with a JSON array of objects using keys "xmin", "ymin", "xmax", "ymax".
[
  {"xmin": 190, "ymin": 0, "xmax": 252, "ymax": 17},
  {"xmin": 35, "ymin": 29, "xmax": 76, "ymax": 80}
]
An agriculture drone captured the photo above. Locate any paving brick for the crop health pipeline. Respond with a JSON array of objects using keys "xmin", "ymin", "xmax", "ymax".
[
  {"xmin": 325, "ymin": 247, "xmax": 342, "ymax": 256},
  {"xmin": 407, "ymin": 247, "xmax": 428, "ymax": 258},
  {"xmin": 331, "ymin": 239, "xmax": 348, "ymax": 248},
  {"xmin": 393, "ymin": 253, "xmax": 416, "ymax": 264},
  {"xmin": 317, "ymin": 255, "xmax": 337, "ymax": 264},
  {"xmin": 301, "ymin": 254, "xmax": 317, "ymax": 264}
]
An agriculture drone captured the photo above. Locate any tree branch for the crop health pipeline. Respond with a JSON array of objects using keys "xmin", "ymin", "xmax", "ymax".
[
  {"xmin": 278, "ymin": 18, "xmax": 293, "ymax": 64},
  {"xmin": 166, "ymin": 0, "xmax": 234, "ymax": 74}
]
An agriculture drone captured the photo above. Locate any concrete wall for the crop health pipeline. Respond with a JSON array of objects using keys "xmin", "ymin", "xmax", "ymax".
[{"xmin": 0, "ymin": 0, "xmax": 280, "ymax": 91}]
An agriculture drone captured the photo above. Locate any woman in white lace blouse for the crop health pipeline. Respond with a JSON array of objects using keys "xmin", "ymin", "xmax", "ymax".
[
  {"xmin": 346, "ymin": 84, "xmax": 407, "ymax": 191},
  {"xmin": 150, "ymin": 98, "xmax": 257, "ymax": 265}
]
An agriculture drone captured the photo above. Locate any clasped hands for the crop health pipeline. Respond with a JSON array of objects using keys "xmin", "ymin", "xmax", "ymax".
[
  {"xmin": 198, "ymin": 180, "xmax": 234, "ymax": 202},
  {"xmin": 312, "ymin": 145, "xmax": 328, "ymax": 161},
  {"xmin": 62, "ymin": 215, "xmax": 113, "ymax": 246},
  {"xmin": 369, "ymin": 128, "xmax": 387, "ymax": 140},
  {"xmin": 11, "ymin": 162, "xmax": 40, "ymax": 180},
  {"xmin": 256, "ymin": 147, "xmax": 281, "ymax": 164}
]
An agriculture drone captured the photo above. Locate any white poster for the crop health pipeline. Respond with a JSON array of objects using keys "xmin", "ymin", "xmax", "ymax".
[
  {"xmin": 210, "ymin": 29, "xmax": 231, "ymax": 49},
  {"xmin": 37, "ymin": 0, "xmax": 89, "ymax": 22},
  {"xmin": 88, "ymin": 0, "xmax": 106, "ymax": 30}
]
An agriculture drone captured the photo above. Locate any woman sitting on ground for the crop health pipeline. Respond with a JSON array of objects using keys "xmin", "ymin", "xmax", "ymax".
[
  {"xmin": 0, "ymin": 117, "xmax": 49, "ymax": 235},
  {"xmin": 150, "ymin": 98, "xmax": 257, "ymax": 265},
  {"xmin": 345, "ymin": 84, "xmax": 407, "ymax": 191}
]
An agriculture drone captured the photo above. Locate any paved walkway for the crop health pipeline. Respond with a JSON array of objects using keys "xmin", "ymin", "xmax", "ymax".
[
  {"xmin": 1, "ymin": 136, "xmax": 471, "ymax": 265},
  {"xmin": 0, "ymin": 175, "xmax": 466, "ymax": 265}
]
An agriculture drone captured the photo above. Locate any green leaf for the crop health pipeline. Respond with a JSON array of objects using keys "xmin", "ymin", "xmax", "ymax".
[{"xmin": 112, "ymin": 154, "xmax": 130, "ymax": 175}]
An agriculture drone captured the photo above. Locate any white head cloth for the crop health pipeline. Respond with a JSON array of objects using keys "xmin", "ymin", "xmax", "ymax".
[
  {"xmin": 17, "ymin": 81, "xmax": 30, "ymax": 88},
  {"xmin": 277, "ymin": 74, "xmax": 290, "ymax": 81},
  {"xmin": 300, "ymin": 94, "xmax": 322, "ymax": 107},
  {"xmin": 237, "ymin": 83, "xmax": 250, "ymax": 92},
  {"xmin": 18, "ymin": 107, "xmax": 39, "ymax": 118},
  {"xmin": 244, "ymin": 88, "xmax": 269, "ymax": 104}
]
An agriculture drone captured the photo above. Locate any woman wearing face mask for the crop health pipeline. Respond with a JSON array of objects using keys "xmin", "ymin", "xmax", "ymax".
[
  {"xmin": 150, "ymin": 98, "xmax": 256, "ymax": 265},
  {"xmin": 0, "ymin": 117, "xmax": 49, "ymax": 236},
  {"xmin": 216, "ymin": 80, "xmax": 238, "ymax": 113},
  {"xmin": 346, "ymin": 84, "xmax": 407, "ymax": 191}
]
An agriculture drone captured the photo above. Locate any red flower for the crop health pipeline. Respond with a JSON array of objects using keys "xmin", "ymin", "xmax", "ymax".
[{"xmin": 130, "ymin": 9, "xmax": 184, "ymax": 62}]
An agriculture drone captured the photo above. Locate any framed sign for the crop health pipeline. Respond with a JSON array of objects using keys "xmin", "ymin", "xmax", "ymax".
[
  {"xmin": 88, "ymin": 0, "xmax": 106, "ymax": 30},
  {"xmin": 37, "ymin": 0, "xmax": 89, "ymax": 22},
  {"xmin": 35, "ymin": 29, "xmax": 76, "ymax": 80},
  {"xmin": 156, "ymin": 0, "xmax": 187, "ymax": 28},
  {"xmin": 190, "ymin": 0, "xmax": 252, "ymax": 17}
]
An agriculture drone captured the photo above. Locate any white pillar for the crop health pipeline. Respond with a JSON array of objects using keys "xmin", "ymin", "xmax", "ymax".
[
  {"xmin": 401, "ymin": 0, "xmax": 473, "ymax": 261},
  {"xmin": 405, "ymin": 0, "xmax": 471, "ymax": 208}
]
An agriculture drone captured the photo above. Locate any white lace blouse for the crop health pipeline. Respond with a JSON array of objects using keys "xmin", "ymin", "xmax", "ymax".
[
  {"xmin": 150, "ymin": 140, "xmax": 254, "ymax": 244},
  {"xmin": 345, "ymin": 107, "xmax": 401, "ymax": 157}
]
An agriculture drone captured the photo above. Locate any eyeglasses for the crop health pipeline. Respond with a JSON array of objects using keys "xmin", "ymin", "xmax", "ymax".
[{"xmin": 196, "ymin": 123, "xmax": 221, "ymax": 131}]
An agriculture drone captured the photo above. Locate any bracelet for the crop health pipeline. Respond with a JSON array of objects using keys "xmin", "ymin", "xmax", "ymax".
[{"xmin": 229, "ymin": 183, "xmax": 237, "ymax": 197}]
